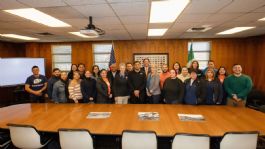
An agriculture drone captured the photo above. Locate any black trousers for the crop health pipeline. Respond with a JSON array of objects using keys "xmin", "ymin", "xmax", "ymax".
[{"xmin": 129, "ymin": 91, "xmax": 146, "ymax": 104}]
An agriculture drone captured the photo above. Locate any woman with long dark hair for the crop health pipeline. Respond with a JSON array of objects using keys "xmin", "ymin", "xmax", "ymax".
[
  {"xmin": 188, "ymin": 60, "xmax": 203, "ymax": 78},
  {"xmin": 217, "ymin": 66, "xmax": 228, "ymax": 104},
  {"xmin": 96, "ymin": 69, "xmax": 112, "ymax": 103},
  {"xmin": 92, "ymin": 65, "xmax": 100, "ymax": 80},
  {"xmin": 173, "ymin": 62, "xmax": 182, "ymax": 75},
  {"xmin": 67, "ymin": 64, "xmax": 78, "ymax": 80}
]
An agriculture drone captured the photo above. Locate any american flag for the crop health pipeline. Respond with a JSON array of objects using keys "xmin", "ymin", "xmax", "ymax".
[{"xmin": 108, "ymin": 45, "xmax": 116, "ymax": 67}]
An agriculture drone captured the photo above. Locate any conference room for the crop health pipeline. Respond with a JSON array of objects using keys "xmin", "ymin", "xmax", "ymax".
[{"xmin": 1, "ymin": 0, "xmax": 265, "ymax": 149}]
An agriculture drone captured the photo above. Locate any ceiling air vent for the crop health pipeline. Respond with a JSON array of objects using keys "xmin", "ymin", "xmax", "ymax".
[
  {"xmin": 36, "ymin": 32, "xmax": 54, "ymax": 36},
  {"xmin": 186, "ymin": 26, "xmax": 212, "ymax": 32}
]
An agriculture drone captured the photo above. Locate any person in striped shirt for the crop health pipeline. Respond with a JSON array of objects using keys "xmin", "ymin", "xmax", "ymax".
[{"xmin": 68, "ymin": 71, "xmax": 83, "ymax": 103}]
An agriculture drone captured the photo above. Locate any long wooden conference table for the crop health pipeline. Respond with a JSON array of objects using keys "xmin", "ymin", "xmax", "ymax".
[{"xmin": 0, "ymin": 103, "xmax": 265, "ymax": 137}]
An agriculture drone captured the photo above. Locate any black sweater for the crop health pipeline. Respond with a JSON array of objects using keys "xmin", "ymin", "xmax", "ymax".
[
  {"xmin": 163, "ymin": 77, "xmax": 184, "ymax": 104},
  {"xmin": 128, "ymin": 70, "xmax": 146, "ymax": 92},
  {"xmin": 80, "ymin": 77, "xmax": 96, "ymax": 102}
]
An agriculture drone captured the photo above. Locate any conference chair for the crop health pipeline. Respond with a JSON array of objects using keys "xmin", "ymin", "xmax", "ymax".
[
  {"xmin": 0, "ymin": 129, "xmax": 11, "ymax": 149},
  {"xmin": 7, "ymin": 123, "xmax": 52, "ymax": 149},
  {"xmin": 122, "ymin": 130, "xmax": 157, "ymax": 149},
  {"xmin": 171, "ymin": 133, "xmax": 210, "ymax": 149},
  {"xmin": 220, "ymin": 131, "xmax": 259, "ymax": 149},
  {"xmin": 58, "ymin": 128, "xmax": 94, "ymax": 149}
]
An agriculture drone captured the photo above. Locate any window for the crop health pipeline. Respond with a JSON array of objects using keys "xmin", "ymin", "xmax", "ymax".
[
  {"xmin": 52, "ymin": 45, "xmax": 72, "ymax": 71},
  {"xmin": 188, "ymin": 41, "xmax": 211, "ymax": 69},
  {"xmin": 93, "ymin": 43, "xmax": 112, "ymax": 69}
]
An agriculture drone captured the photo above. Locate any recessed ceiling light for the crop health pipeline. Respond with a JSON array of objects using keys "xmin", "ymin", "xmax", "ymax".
[
  {"xmin": 69, "ymin": 32, "xmax": 97, "ymax": 38},
  {"xmin": 150, "ymin": 0, "xmax": 190, "ymax": 23},
  {"xmin": 217, "ymin": 27, "xmax": 255, "ymax": 35},
  {"xmin": 148, "ymin": 29, "xmax": 168, "ymax": 36},
  {"xmin": 258, "ymin": 17, "xmax": 265, "ymax": 21},
  {"xmin": 4, "ymin": 8, "xmax": 71, "ymax": 27},
  {"xmin": 0, "ymin": 34, "xmax": 39, "ymax": 40}
]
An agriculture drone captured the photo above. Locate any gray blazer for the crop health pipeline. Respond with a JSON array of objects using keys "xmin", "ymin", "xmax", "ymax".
[
  {"xmin": 146, "ymin": 74, "xmax": 161, "ymax": 95},
  {"xmin": 52, "ymin": 80, "xmax": 68, "ymax": 103}
]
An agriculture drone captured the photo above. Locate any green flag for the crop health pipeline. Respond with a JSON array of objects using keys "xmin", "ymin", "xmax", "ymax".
[{"xmin": 188, "ymin": 42, "xmax": 194, "ymax": 63}]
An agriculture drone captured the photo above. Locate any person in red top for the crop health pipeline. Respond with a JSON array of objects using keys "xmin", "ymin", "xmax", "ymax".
[
  {"xmin": 217, "ymin": 66, "xmax": 228, "ymax": 83},
  {"xmin": 159, "ymin": 64, "xmax": 170, "ymax": 88}
]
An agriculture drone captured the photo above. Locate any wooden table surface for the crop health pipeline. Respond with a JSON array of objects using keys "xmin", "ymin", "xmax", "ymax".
[{"xmin": 0, "ymin": 103, "xmax": 265, "ymax": 137}]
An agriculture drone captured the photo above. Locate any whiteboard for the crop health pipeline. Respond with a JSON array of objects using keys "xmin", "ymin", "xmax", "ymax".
[{"xmin": 0, "ymin": 58, "xmax": 45, "ymax": 86}]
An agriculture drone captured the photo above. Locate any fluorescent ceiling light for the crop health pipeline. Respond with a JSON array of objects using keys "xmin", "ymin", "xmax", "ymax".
[
  {"xmin": 69, "ymin": 32, "xmax": 97, "ymax": 38},
  {"xmin": 217, "ymin": 27, "xmax": 255, "ymax": 35},
  {"xmin": 148, "ymin": 29, "xmax": 168, "ymax": 36},
  {"xmin": 0, "ymin": 34, "xmax": 39, "ymax": 40},
  {"xmin": 150, "ymin": 0, "xmax": 190, "ymax": 23},
  {"xmin": 258, "ymin": 17, "xmax": 265, "ymax": 21},
  {"xmin": 4, "ymin": 8, "xmax": 71, "ymax": 27}
]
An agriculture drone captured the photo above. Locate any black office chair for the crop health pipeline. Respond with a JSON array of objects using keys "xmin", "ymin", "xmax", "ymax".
[{"xmin": 0, "ymin": 129, "xmax": 11, "ymax": 149}]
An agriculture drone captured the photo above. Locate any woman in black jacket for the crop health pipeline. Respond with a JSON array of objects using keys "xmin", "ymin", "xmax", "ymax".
[
  {"xmin": 183, "ymin": 70, "xmax": 203, "ymax": 105},
  {"xmin": 163, "ymin": 69, "xmax": 184, "ymax": 104},
  {"xmin": 200, "ymin": 68, "xmax": 223, "ymax": 105},
  {"xmin": 113, "ymin": 63, "xmax": 130, "ymax": 104},
  {"xmin": 96, "ymin": 69, "xmax": 112, "ymax": 104},
  {"xmin": 81, "ymin": 70, "xmax": 96, "ymax": 103}
]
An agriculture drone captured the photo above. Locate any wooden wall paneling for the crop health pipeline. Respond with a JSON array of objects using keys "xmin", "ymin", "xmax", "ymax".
[{"xmin": 71, "ymin": 42, "xmax": 93, "ymax": 71}]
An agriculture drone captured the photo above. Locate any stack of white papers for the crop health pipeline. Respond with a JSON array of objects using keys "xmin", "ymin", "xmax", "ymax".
[
  {"xmin": 86, "ymin": 112, "xmax": 111, "ymax": 119},
  {"xmin": 138, "ymin": 112, "xmax": 159, "ymax": 120},
  {"xmin": 178, "ymin": 114, "xmax": 205, "ymax": 121}
]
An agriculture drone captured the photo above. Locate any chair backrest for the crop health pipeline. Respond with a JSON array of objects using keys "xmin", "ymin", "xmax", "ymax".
[
  {"xmin": 7, "ymin": 123, "xmax": 42, "ymax": 149},
  {"xmin": 58, "ymin": 128, "xmax": 94, "ymax": 149},
  {"xmin": 172, "ymin": 133, "xmax": 210, "ymax": 149},
  {"xmin": 122, "ymin": 130, "xmax": 157, "ymax": 149},
  {"xmin": 220, "ymin": 131, "xmax": 259, "ymax": 149}
]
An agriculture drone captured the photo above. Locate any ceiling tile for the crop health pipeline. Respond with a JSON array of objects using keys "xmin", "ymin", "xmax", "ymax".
[
  {"xmin": 110, "ymin": 1, "xmax": 149, "ymax": 16},
  {"xmin": 183, "ymin": 0, "xmax": 233, "ymax": 14},
  {"xmin": 64, "ymin": 0, "xmax": 106, "ymax": 6},
  {"xmin": 219, "ymin": 0, "xmax": 265, "ymax": 13},
  {"xmin": 73, "ymin": 4, "xmax": 116, "ymax": 17},
  {"xmin": 234, "ymin": 13, "xmax": 265, "ymax": 22},
  {"xmin": 176, "ymin": 14, "xmax": 211, "ymax": 23},
  {"xmin": 39, "ymin": 6, "xmax": 85, "ymax": 19},
  {"xmin": 205, "ymin": 13, "xmax": 243, "ymax": 22},
  {"xmin": 0, "ymin": 0, "xmax": 27, "ymax": 10},
  {"xmin": 17, "ymin": 0, "xmax": 67, "ymax": 8},
  {"xmin": 119, "ymin": 15, "xmax": 148, "ymax": 25}
]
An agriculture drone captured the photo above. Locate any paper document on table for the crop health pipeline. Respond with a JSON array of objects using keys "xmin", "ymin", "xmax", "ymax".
[
  {"xmin": 178, "ymin": 113, "xmax": 205, "ymax": 121},
  {"xmin": 138, "ymin": 112, "xmax": 159, "ymax": 120},
  {"xmin": 87, "ymin": 112, "xmax": 111, "ymax": 119}
]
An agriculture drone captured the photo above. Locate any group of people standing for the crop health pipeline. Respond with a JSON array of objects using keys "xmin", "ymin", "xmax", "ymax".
[{"xmin": 24, "ymin": 59, "xmax": 253, "ymax": 107}]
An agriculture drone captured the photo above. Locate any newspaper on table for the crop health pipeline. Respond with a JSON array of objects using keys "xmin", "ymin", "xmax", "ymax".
[
  {"xmin": 138, "ymin": 112, "xmax": 159, "ymax": 120},
  {"xmin": 178, "ymin": 113, "xmax": 205, "ymax": 121},
  {"xmin": 86, "ymin": 112, "xmax": 111, "ymax": 119}
]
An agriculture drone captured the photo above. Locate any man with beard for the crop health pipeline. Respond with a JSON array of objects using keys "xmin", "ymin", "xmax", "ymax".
[
  {"xmin": 47, "ymin": 68, "xmax": 61, "ymax": 100},
  {"xmin": 159, "ymin": 64, "xmax": 170, "ymax": 88},
  {"xmin": 128, "ymin": 61, "xmax": 146, "ymax": 104}
]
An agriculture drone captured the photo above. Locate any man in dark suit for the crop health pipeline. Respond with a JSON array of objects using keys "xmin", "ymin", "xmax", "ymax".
[
  {"xmin": 107, "ymin": 63, "xmax": 119, "ymax": 103},
  {"xmin": 140, "ymin": 58, "xmax": 151, "ymax": 77}
]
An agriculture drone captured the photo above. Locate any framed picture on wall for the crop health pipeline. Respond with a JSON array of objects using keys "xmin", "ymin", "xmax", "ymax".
[{"xmin": 133, "ymin": 53, "xmax": 169, "ymax": 73}]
